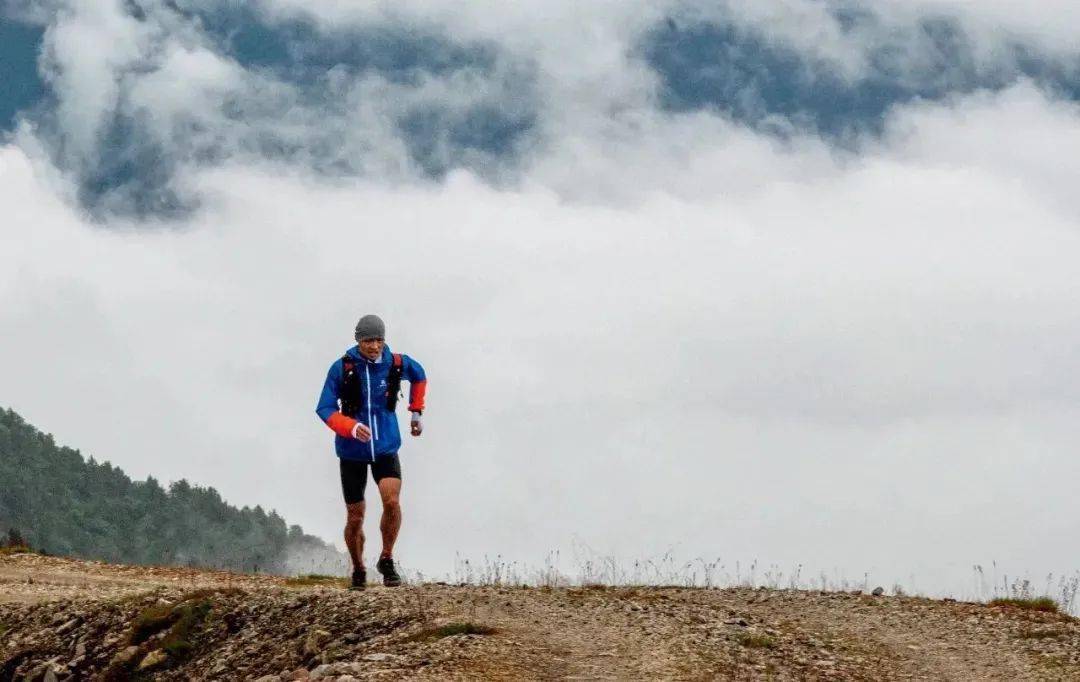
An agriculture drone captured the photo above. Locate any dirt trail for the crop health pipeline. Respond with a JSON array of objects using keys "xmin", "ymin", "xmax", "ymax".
[{"xmin": 2, "ymin": 553, "xmax": 1078, "ymax": 680}]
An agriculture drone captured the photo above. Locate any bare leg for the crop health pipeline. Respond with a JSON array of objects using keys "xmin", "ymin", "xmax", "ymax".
[
  {"xmin": 377, "ymin": 477, "xmax": 401, "ymax": 559},
  {"xmin": 344, "ymin": 501, "xmax": 366, "ymax": 570}
]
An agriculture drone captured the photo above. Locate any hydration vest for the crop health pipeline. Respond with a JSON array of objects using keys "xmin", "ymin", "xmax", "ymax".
[{"xmin": 340, "ymin": 353, "xmax": 403, "ymax": 417}]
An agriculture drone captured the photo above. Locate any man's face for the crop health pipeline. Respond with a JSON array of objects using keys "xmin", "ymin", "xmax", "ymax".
[{"xmin": 358, "ymin": 337, "xmax": 384, "ymax": 360}]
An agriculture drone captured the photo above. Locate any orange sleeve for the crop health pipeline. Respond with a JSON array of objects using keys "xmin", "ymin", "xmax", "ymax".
[
  {"xmin": 408, "ymin": 380, "xmax": 427, "ymax": 412},
  {"xmin": 326, "ymin": 412, "xmax": 358, "ymax": 438}
]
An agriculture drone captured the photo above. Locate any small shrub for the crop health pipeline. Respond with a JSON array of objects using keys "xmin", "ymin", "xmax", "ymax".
[
  {"xmin": 1018, "ymin": 628, "xmax": 1066, "ymax": 640},
  {"xmin": 130, "ymin": 604, "xmax": 181, "ymax": 643},
  {"xmin": 4, "ymin": 528, "xmax": 27, "ymax": 548},
  {"xmin": 735, "ymin": 632, "xmax": 777, "ymax": 649},
  {"xmin": 989, "ymin": 597, "xmax": 1059, "ymax": 613},
  {"xmin": 409, "ymin": 622, "xmax": 497, "ymax": 641},
  {"xmin": 160, "ymin": 600, "xmax": 212, "ymax": 659},
  {"xmin": 0, "ymin": 546, "xmax": 33, "ymax": 556}
]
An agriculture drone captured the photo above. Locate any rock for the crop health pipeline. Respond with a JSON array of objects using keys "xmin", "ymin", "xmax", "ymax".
[
  {"xmin": 137, "ymin": 649, "xmax": 169, "ymax": 671},
  {"xmin": 55, "ymin": 618, "xmax": 80, "ymax": 635},
  {"xmin": 724, "ymin": 618, "xmax": 749, "ymax": 627},
  {"xmin": 253, "ymin": 676, "xmax": 279, "ymax": 682},
  {"xmin": 301, "ymin": 628, "xmax": 333, "ymax": 659},
  {"xmin": 43, "ymin": 668, "xmax": 60, "ymax": 682},
  {"xmin": 112, "ymin": 646, "xmax": 141, "ymax": 666},
  {"xmin": 872, "ymin": 587, "xmax": 885, "ymax": 596},
  {"xmin": 284, "ymin": 669, "xmax": 310, "ymax": 680},
  {"xmin": 309, "ymin": 664, "xmax": 336, "ymax": 679},
  {"xmin": 74, "ymin": 642, "xmax": 86, "ymax": 658},
  {"xmin": 362, "ymin": 652, "xmax": 406, "ymax": 663},
  {"xmin": 342, "ymin": 633, "xmax": 362, "ymax": 643}
]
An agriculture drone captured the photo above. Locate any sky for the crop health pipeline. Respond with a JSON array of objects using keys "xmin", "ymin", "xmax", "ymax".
[{"xmin": 2, "ymin": 0, "xmax": 1079, "ymax": 598}]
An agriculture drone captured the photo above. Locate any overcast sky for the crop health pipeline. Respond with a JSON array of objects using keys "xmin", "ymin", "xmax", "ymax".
[{"xmin": 2, "ymin": 0, "xmax": 1079, "ymax": 598}]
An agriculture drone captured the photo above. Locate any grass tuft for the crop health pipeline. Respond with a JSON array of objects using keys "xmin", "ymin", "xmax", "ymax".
[
  {"xmin": 160, "ymin": 599, "xmax": 212, "ymax": 659},
  {"xmin": 735, "ymin": 632, "xmax": 777, "ymax": 649},
  {"xmin": 130, "ymin": 603, "xmax": 181, "ymax": 643},
  {"xmin": 1017, "ymin": 628, "xmax": 1067, "ymax": 640},
  {"xmin": 285, "ymin": 574, "xmax": 349, "ymax": 588},
  {"xmin": 0, "ymin": 546, "xmax": 33, "ymax": 556},
  {"xmin": 409, "ymin": 621, "xmax": 497, "ymax": 641},
  {"xmin": 989, "ymin": 597, "xmax": 1060, "ymax": 613}
]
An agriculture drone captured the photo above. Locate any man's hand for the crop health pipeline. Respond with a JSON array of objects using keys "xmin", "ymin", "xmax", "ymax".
[
  {"xmin": 352, "ymin": 422, "xmax": 372, "ymax": 442},
  {"xmin": 410, "ymin": 412, "xmax": 423, "ymax": 437}
]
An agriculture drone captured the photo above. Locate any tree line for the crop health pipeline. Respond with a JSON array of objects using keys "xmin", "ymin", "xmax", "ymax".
[{"xmin": 0, "ymin": 407, "xmax": 334, "ymax": 573}]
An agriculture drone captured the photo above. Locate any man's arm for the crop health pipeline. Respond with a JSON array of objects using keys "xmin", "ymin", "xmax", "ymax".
[
  {"xmin": 403, "ymin": 355, "xmax": 427, "ymax": 413},
  {"xmin": 403, "ymin": 355, "xmax": 426, "ymax": 436},
  {"xmin": 316, "ymin": 362, "xmax": 368, "ymax": 439}
]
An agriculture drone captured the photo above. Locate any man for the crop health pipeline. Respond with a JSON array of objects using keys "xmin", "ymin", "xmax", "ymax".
[{"xmin": 316, "ymin": 314, "xmax": 427, "ymax": 589}]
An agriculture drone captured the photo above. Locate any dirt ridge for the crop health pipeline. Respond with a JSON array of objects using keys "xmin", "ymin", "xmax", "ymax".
[{"xmin": 2, "ymin": 553, "xmax": 1079, "ymax": 680}]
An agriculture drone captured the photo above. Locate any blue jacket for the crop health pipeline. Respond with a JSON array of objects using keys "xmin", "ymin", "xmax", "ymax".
[{"xmin": 316, "ymin": 345, "xmax": 427, "ymax": 461}]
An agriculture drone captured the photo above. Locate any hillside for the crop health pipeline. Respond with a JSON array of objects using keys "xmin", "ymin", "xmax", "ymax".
[
  {"xmin": 1, "ymin": 553, "xmax": 1078, "ymax": 680},
  {"xmin": 0, "ymin": 408, "xmax": 338, "ymax": 574}
]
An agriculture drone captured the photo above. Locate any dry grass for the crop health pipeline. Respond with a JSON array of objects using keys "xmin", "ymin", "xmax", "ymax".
[
  {"xmin": 160, "ymin": 599, "xmax": 212, "ymax": 658},
  {"xmin": 0, "ymin": 546, "xmax": 33, "ymax": 556},
  {"xmin": 989, "ymin": 597, "xmax": 1060, "ymax": 613},
  {"xmin": 284, "ymin": 574, "xmax": 348, "ymax": 588},
  {"xmin": 408, "ymin": 621, "xmax": 497, "ymax": 642},
  {"xmin": 1017, "ymin": 628, "xmax": 1067, "ymax": 640},
  {"xmin": 735, "ymin": 632, "xmax": 777, "ymax": 649}
]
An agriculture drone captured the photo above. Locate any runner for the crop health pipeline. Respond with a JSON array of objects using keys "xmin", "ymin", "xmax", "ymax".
[{"xmin": 315, "ymin": 314, "xmax": 427, "ymax": 589}]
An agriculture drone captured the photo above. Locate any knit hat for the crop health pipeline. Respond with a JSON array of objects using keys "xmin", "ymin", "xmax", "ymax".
[{"xmin": 354, "ymin": 314, "xmax": 386, "ymax": 341}]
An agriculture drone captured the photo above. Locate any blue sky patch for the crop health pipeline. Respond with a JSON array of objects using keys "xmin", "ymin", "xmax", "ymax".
[
  {"xmin": 0, "ymin": 16, "xmax": 45, "ymax": 132},
  {"xmin": 643, "ymin": 13, "xmax": 1080, "ymax": 140}
]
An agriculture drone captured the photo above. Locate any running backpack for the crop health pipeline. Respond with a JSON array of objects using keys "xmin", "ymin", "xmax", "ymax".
[{"xmin": 340, "ymin": 353, "xmax": 404, "ymax": 417}]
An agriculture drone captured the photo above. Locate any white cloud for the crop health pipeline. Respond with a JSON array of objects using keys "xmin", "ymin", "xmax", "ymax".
[{"xmin": 4, "ymin": 78, "xmax": 1080, "ymax": 597}]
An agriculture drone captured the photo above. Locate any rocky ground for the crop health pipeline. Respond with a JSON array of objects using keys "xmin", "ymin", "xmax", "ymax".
[{"xmin": 2, "ymin": 552, "xmax": 1079, "ymax": 680}]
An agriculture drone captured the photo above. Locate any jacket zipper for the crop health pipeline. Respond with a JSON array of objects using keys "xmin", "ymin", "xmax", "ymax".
[{"xmin": 365, "ymin": 364, "xmax": 376, "ymax": 461}]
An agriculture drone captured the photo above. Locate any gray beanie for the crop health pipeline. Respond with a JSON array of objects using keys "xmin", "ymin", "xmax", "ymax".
[{"xmin": 354, "ymin": 314, "xmax": 386, "ymax": 341}]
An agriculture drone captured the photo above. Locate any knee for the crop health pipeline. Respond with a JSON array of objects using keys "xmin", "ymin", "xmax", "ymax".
[
  {"xmin": 346, "ymin": 504, "xmax": 365, "ymax": 524},
  {"xmin": 382, "ymin": 496, "xmax": 400, "ymax": 513}
]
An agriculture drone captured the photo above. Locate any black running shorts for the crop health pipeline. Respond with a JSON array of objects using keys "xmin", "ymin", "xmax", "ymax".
[{"xmin": 340, "ymin": 454, "xmax": 401, "ymax": 504}]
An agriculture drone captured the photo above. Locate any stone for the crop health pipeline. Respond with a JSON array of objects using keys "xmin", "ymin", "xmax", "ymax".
[
  {"xmin": 253, "ymin": 676, "xmax": 279, "ymax": 682},
  {"xmin": 137, "ymin": 649, "xmax": 169, "ymax": 671},
  {"xmin": 55, "ymin": 618, "xmax": 80, "ymax": 635},
  {"xmin": 112, "ymin": 646, "xmax": 141, "ymax": 666},
  {"xmin": 872, "ymin": 587, "xmax": 885, "ymax": 597},
  {"xmin": 301, "ymin": 629, "xmax": 333, "ymax": 659},
  {"xmin": 284, "ymin": 668, "xmax": 311, "ymax": 680},
  {"xmin": 362, "ymin": 653, "xmax": 404, "ymax": 662}
]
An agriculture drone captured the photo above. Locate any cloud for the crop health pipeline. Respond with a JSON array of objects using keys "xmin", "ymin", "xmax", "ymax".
[
  {"xmin": 4, "ymin": 75, "xmax": 1080, "ymax": 596},
  {"xmin": 645, "ymin": 2, "xmax": 1080, "ymax": 139},
  {"xmin": 5, "ymin": 0, "xmax": 1080, "ymax": 219}
]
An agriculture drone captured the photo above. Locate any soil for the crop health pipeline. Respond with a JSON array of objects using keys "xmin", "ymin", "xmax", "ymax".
[{"xmin": 2, "ymin": 552, "xmax": 1078, "ymax": 680}]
